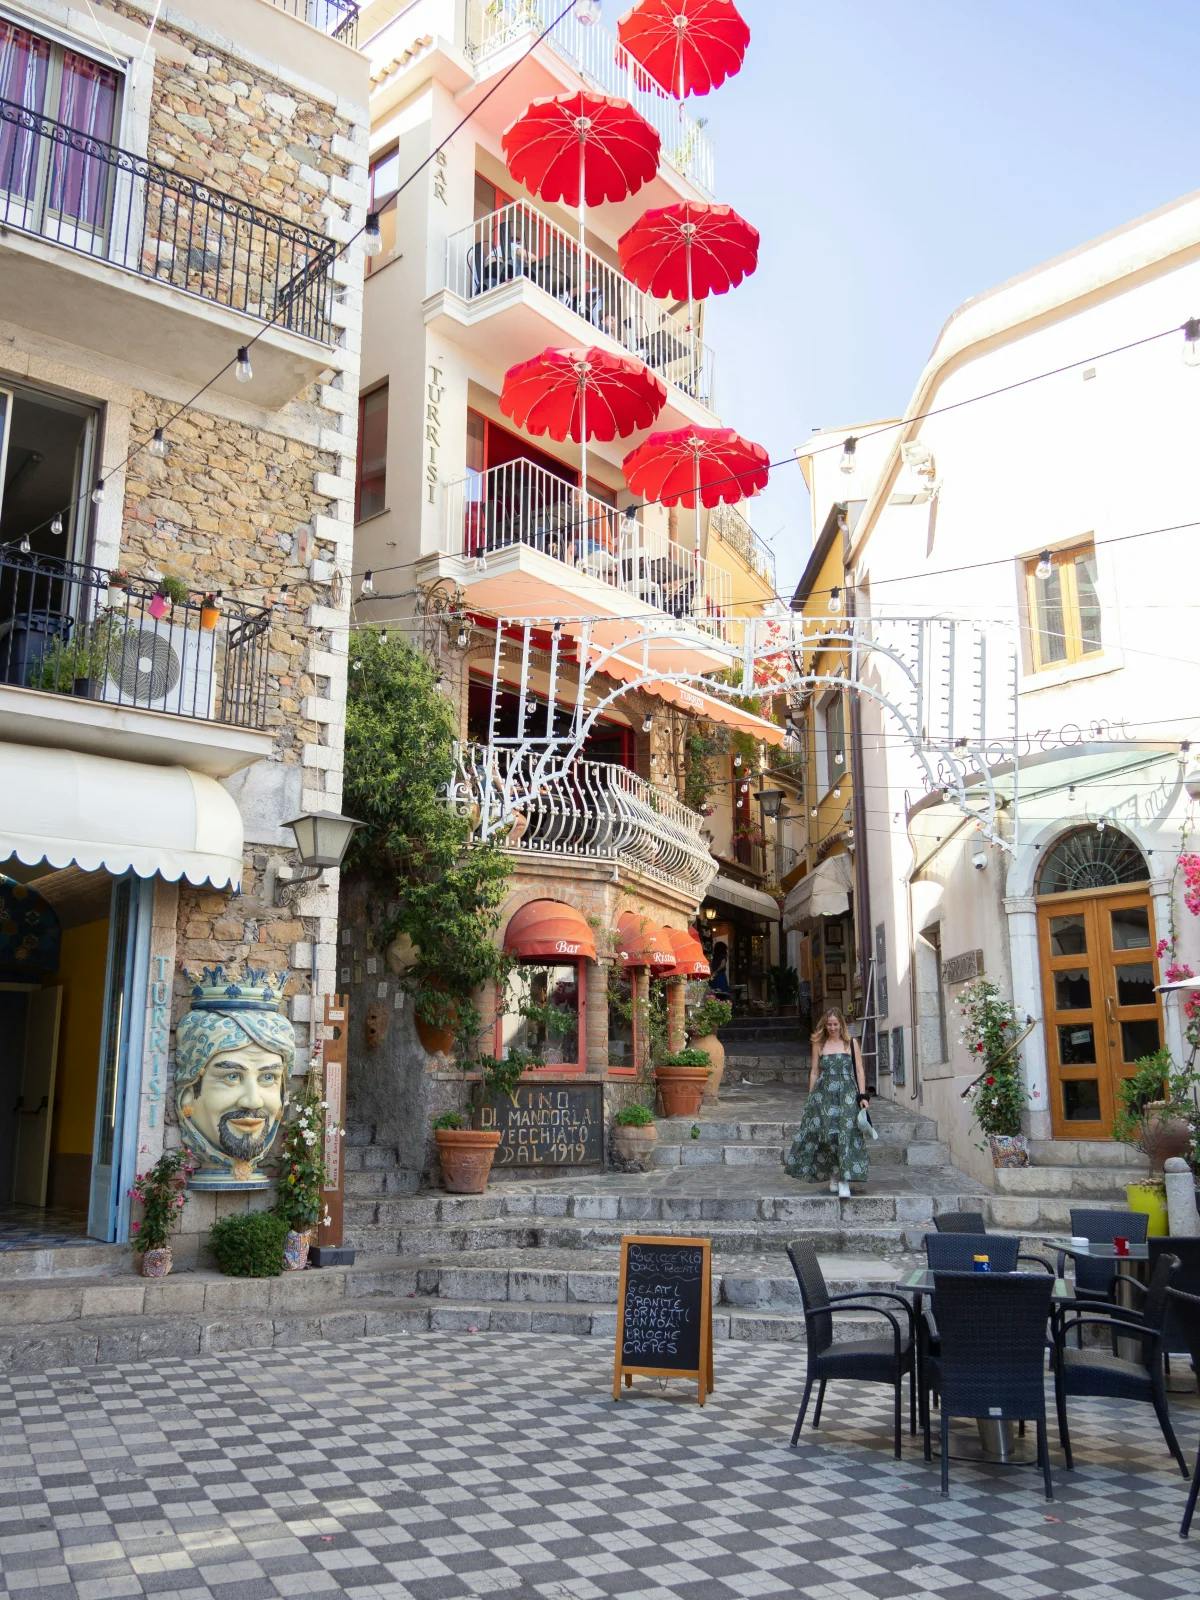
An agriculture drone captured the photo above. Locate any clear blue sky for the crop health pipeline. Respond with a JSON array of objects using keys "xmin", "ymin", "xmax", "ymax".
[{"xmin": 687, "ymin": 0, "xmax": 1198, "ymax": 595}]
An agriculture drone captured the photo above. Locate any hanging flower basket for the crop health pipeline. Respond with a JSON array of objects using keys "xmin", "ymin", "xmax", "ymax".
[{"xmin": 200, "ymin": 594, "xmax": 222, "ymax": 631}]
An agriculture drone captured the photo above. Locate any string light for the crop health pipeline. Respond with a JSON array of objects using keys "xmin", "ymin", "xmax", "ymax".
[
  {"xmin": 90, "ymin": 479, "xmax": 105, "ymax": 505},
  {"xmin": 50, "ymin": 514, "xmax": 63, "ymax": 537},
  {"xmin": 839, "ymin": 436, "xmax": 857, "ymax": 476},
  {"xmin": 1035, "ymin": 550, "xmax": 1053, "ymax": 581},
  {"xmin": 18, "ymin": 534, "xmax": 30, "ymax": 554},
  {"xmin": 828, "ymin": 586, "xmax": 842, "ymax": 613},
  {"xmin": 1183, "ymin": 318, "xmax": 1200, "ymax": 368},
  {"xmin": 149, "ymin": 428, "xmax": 168, "ymax": 459},
  {"xmin": 1096, "ymin": 816, "xmax": 1107, "ymax": 832},
  {"xmin": 359, "ymin": 570, "xmax": 375, "ymax": 596},
  {"xmin": 363, "ymin": 212, "xmax": 382, "ymax": 257},
  {"xmin": 235, "ymin": 347, "xmax": 253, "ymax": 384},
  {"xmin": 642, "ymin": 713, "xmax": 653, "ymax": 733}
]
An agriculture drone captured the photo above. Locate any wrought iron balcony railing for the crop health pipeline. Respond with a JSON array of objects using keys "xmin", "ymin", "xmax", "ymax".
[
  {"xmin": 444, "ymin": 457, "xmax": 734, "ymax": 643},
  {"xmin": 454, "ymin": 745, "xmax": 718, "ymax": 899},
  {"xmin": 710, "ymin": 502, "xmax": 776, "ymax": 590},
  {"xmin": 464, "ymin": 0, "xmax": 715, "ymax": 194},
  {"xmin": 0, "ymin": 97, "xmax": 337, "ymax": 343},
  {"xmin": 264, "ymin": 1, "xmax": 360, "ymax": 46},
  {"xmin": 0, "ymin": 549, "xmax": 272, "ymax": 730},
  {"xmin": 445, "ymin": 199, "xmax": 715, "ymax": 408}
]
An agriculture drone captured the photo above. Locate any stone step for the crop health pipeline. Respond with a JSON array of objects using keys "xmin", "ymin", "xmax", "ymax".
[
  {"xmin": 654, "ymin": 1112, "xmax": 940, "ymax": 1145},
  {"xmin": 984, "ymin": 1194, "xmax": 1139, "ymax": 1232},
  {"xmin": 992, "ymin": 1166, "xmax": 1132, "ymax": 1199},
  {"xmin": 0, "ymin": 1242, "xmax": 128, "ymax": 1280},
  {"xmin": 1028, "ymin": 1140, "xmax": 1148, "ymax": 1171}
]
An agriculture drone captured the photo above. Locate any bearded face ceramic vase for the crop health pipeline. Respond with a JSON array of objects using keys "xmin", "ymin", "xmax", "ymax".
[{"xmin": 175, "ymin": 966, "xmax": 294, "ymax": 1191}]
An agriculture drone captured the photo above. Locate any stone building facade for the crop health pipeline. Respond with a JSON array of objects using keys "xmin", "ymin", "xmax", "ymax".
[{"xmin": 0, "ymin": 0, "xmax": 368, "ymax": 1250}]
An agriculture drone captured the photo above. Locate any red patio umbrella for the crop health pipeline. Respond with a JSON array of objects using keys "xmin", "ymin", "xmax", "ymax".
[
  {"xmin": 617, "ymin": 0, "xmax": 750, "ymax": 99},
  {"xmin": 502, "ymin": 90, "xmax": 660, "ymax": 260},
  {"xmin": 623, "ymin": 424, "xmax": 769, "ymax": 551},
  {"xmin": 500, "ymin": 346, "xmax": 667, "ymax": 505}
]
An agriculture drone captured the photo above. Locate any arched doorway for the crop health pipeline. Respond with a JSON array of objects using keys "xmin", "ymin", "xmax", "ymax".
[{"xmin": 1036, "ymin": 827, "xmax": 1163, "ymax": 1140}]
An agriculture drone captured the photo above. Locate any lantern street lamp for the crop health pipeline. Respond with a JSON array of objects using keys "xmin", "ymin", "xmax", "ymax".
[
  {"xmin": 274, "ymin": 811, "xmax": 364, "ymax": 901},
  {"xmin": 756, "ymin": 788, "xmax": 787, "ymax": 820}
]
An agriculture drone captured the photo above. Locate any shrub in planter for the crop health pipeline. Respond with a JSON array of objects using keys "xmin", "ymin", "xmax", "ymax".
[
  {"xmin": 611, "ymin": 1101, "xmax": 657, "ymax": 1171},
  {"xmin": 654, "ymin": 1047, "xmax": 710, "ymax": 1119},
  {"xmin": 433, "ymin": 1109, "xmax": 501, "ymax": 1194},
  {"xmin": 209, "ymin": 1211, "xmax": 289, "ymax": 1277},
  {"xmin": 686, "ymin": 997, "xmax": 731, "ymax": 1102},
  {"xmin": 274, "ymin": 1084, "xmax": 329, "ymax": 1270},
  {"xmin": 1113, "ymin": 1049, "xmax": 1198, "ymax": 1231},
  {"xmin": 129, "ymin": 1146, "xmax": 195, "ymax": 1277},
  {"xmin": 957, "ymin": 977, "xmax": 1030, "ymax": 1164}
]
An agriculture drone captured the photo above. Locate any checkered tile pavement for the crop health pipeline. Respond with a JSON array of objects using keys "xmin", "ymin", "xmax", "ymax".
[{"xmin": 0, "ymin": 1332, "xmax": 1198, "ymax": 1600}]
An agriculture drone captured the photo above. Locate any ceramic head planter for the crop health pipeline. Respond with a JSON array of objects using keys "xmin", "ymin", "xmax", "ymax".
[{"xmin": 175, "ymin": 966, "xmax": 293, "ymax": 1190}]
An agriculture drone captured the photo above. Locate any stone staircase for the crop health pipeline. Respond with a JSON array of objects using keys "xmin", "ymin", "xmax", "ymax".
[{"xmin": 983, "ymin": 1138, "xmax": 1149, "ymax": 1232}]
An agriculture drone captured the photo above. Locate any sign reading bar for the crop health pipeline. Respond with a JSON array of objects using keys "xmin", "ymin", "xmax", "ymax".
[
  {"xmin": 613, "ymin": 1235, "xmax": 714, "ymax": 1405},
  {"xmin": 477, "ymin": 1079, "xmax": 603, "ymax": 1168},
  {"xmin": 943, "ymin": 949, "xmax": 984, "ymax": 985}
]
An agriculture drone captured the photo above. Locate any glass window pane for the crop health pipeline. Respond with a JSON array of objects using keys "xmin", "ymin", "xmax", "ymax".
[
  {"xmin": 1058, "ymin": 1023, "xmax": 1096, "ymax": 1065},
  {"xmin": 371, "ymin": 148, "xmax": 401, "ymax": 206},
  {"xmin": 1111, "ymin": 906, "xmax": 1150, "ymax": 949},
  {"xmin": 356, "ymin": 386, "xmax": 388, "ymax": 522},
  {"xmin": 1033, "ymin": 564, "xmax": 1068, "ymax": 664},
  {"xmin": 0, "ymin": 23, "xmax": 50, "ymax": 202},
  {"xmin": 503, "ymin": 963, "xmax": 580, "ymax": 1066},
  {"xmin": 1120, "ymin": 1018, "xmax": 1160, "ymax": 1063},
  {"xmin": 1053, "ymin": 968, "xmax": 1091, "ymax": 1011},
  {"xmin": 1049, "ymin": 914, "xmax": 1087, "ymax": 956},
  {"xmin": 48, "ymin": 52, "xmax": 120, "ymax": 226},
  {"xmin": 1074, "ymin": 550, "xmax": 1102, "ymax": 653},
  {"xmin": 1115, "ymin": 963, "xmax": 1155, "ymax": 1008},
  {"xmin": 1063, "ymin": 1079, "xmax": 1101, "ymax": 1122},
  {"xmin": 607, "ymin": 972, "xmax": 635, "ymax": 1067}
]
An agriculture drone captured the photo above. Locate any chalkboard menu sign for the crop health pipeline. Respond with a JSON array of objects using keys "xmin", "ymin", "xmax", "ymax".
[
  {"xmin": 612, "ymin": 1235, "xmax": 714, "ymax": 1405},
  {"xmin": 477, "ymin": 1080, "xmax": 603, "ymax": 1168}
]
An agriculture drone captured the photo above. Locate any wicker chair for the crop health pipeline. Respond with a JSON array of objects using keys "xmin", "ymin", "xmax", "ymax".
[
  {"xmin": 1149, "ymin": 1239, "xmax": 1200, "ymax": 1383},
  {"xmin": 1052, "ymin": 1250, "xmax": 1187, "ymax": 1477},
  {"xmin": 1168, "ymin": 1288, "xmax": 1200, "ymax": 1537},
  {"xmin": 933, "ymin": 1212, "xmax": 988, "ymax": 1234},
  {"xmin": 923, "ymin": 1271, "xmax": 1056, "ymax": 1499},
  {"xmin": 786, "ymin": 1239, "xmax": 917, "ymax": 1459},
  {"xmin": 1055, "ymin": 1208, "xmax": 1150, "ymax": 1348},
  {"xmin": 924, "ymin": 1233, "xmax": 1052, "ymax": 1274}
]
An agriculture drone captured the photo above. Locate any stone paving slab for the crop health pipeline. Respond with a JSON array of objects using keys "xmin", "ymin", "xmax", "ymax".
[{"xmin": 1, "ymin": 1330, "xmax": 1196, "ymax": 1600}]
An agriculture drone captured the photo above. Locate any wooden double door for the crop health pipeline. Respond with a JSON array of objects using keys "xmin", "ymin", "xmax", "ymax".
[{"xmin": 1037, "ymin": 887, "xmax": 1163, "ymax": 1140}]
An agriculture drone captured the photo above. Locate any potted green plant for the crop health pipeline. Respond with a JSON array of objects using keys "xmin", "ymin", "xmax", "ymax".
[
  {"xmin": 1113, "ymin": 1049, "xmax": 1195, "ymax": 1234},
  {"xmin": 32, "ymin": 611, "xmax": 125, "ymax": 699},
  {"xmin": 149, "ymin": 574, "xmax": 189, "ymax": 621},
  {"xmin": 129, "ymin": 1146, "xmax": 195, "ymax": 1277},
  {"xmin": 274, "ymin": 1083, "xmax": 328, "ymax": 1270},
  {"xmin": 611, "ymin": 1101, "xmax": 657, "ymax": 1169},
  {"xmin": 432, "ymin": 1109, "xmax": 501, "ymax": 1194},
  {"xmin": 686, "ymin": 996, "xmax": 731, "ymax": 1102},
  {"xmin": 209, "ymin": 1211, "xmax": 290, "ymax": 1277},
  {"xmin": 957, "ymin": 977, "xmax": 1030, "ymax": 1166},
  {"xmin": 654, "ymin": 1046, "xmax": 711, "ymax": 1119}
]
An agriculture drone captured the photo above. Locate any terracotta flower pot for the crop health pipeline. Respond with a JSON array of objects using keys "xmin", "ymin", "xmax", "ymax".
[
  {"xmin": 611, "ymin": 1123, "xmax": 657, "ymax": 1171},
  {"xmin": 654, "ymin": 1064, "xmax": 709, "ymax": 1119},
  {"xmin": 200, "ymin": 600, "xmax": 221, "ymax": 631},
  {"xmin": 139, "ymin": 1246, "xmax": 172, "ymax": 1279},
  {"xmin": 692, "ymin": 1033, "xmax": 726, "ymax": 1102},
  {"xmin": 988, "ymin": 1133, "xmax": 1029, "ymax": 1169},
  {"xmin": 436, "ymin": 1127, "xmax": 502, "ymax": 1193},
  {"xmin": 283, "ymin": 1228, "xmax": 313, "ymax": 1270}
]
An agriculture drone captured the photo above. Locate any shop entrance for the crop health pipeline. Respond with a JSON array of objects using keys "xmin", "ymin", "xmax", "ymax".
[
  {"xmin": 0, "ymin": 865, "xmax": 151, "ymax": 1248},
  {"xmin": 1035, "ymin": 829, "xmax": 1162, "ymax": 1141}
]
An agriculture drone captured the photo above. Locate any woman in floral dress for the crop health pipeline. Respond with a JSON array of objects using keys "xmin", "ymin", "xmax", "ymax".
[{"xmin": 785, "ymin": 1008, "xmax": 870, "ymax": 1198}]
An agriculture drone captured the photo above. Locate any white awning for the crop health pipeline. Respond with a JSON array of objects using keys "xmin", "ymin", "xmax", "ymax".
[
  {"xmin": 783, "ymin": 853, "xmax": 854, "ymax": 929},
  {"xmin": 1, "ymin": 743, "xmax": 243, "ymax": 889},
  {"xmin": 707, "ymin": 873, "xmax": 782, "ymax": 920}
]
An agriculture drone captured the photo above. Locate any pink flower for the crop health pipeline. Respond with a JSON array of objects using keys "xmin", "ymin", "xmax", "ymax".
[
  {"xmin": 1166, "ymin": 962, "xmax": 1196, "ymax": 983},
  {"xmin": 131, "ymin": 1221, "xmax": 140, "ymax": 1234}
]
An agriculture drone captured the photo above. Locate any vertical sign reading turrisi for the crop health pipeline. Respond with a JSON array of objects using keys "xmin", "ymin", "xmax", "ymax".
[{"xmin": 425, "ymin": 363, "xmax": 444, "ymax": 505}]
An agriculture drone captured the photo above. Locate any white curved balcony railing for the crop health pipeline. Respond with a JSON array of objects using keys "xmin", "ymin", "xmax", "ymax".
[
  {"xmin": 464, "ymin": 1, "xmax": 715, "ymax": 194},
  {"xmin": 445, "ymin": 200, "xmax": 715, "ymax": 409},
  {"xmin": 445, "ymin": 457, "xmax": 734, "ymax": 642},
  {"xmin": 454, "ymin": 745, "xmax": 718, "ymax": 899}
]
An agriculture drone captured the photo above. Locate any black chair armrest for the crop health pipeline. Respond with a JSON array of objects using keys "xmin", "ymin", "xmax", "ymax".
[
  {"xmin": 1111, "ymin": 1271, "xmax": 1148, "ymax": 1297},
  {"xmin": 813, "ymin": 1300, "xmax": 903, "ymax": 1358},
  {"xmin": 826, "ymin": 1288, "xmax": 916, "ymax": 1332},
  {"xmin": 1055, "ymin": 1247, "xmax": 1068, "ymax": 1277},
  {"xmin": 1018, "ymin": 1253, "xmax": 1055, "ymax": 1273},
  {"xmin": 1055, "ymin": 1297, "xmax": 1147, "ymax": 1325},
  {"xmin": 1056, "ymin": 1311, "xmax": 1163, "ymax": 1348}
]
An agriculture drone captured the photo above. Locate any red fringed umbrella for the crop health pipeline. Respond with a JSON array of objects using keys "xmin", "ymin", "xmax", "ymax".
[
  {"xmin": 501, "ymin": 346, "xmax": 667, "ymax": 498},
  {"xmin": 502, "ymin": 91, "xmax": 660, "ymax": 260},
  {"xmin": 617, "ymin": 0, "xmax": 750, "ymax": 99},
  {"xmin": 618, "ymin": 202, "xmax": 759, "ymax": 301},
  {"xmin": 623, "ymin": 424, "xmax": 769, "ymax": 550}
]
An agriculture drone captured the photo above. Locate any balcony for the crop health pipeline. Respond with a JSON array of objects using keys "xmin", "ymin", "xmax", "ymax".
[
  {"xmin": 0, "ymin": 551, "xmax": 273, "ymax": 777},
  {"xmin": 711, "ymin": 502, "xmax": 776, "ymax": 591},
  {"xmin": 442, "ymin": 457, "xmax": 734, "ymax": 664},
  {"xmin": 0, "ymin": 99, "xmax": 339, "ymax": 406},
  {"xmin": 464, "ymin": 0, "xmax": 714, "ymax": 194},
  {"xmin": 455, "ymin": 745, "xmax": 718, "ymax": 900},
  {"xmin": 435, "ymin": 199, "xmax": 714, "ymax": 419},
  {"xmin": 265, "ymin": 0, "xmax": 360, "ymax": 45}
]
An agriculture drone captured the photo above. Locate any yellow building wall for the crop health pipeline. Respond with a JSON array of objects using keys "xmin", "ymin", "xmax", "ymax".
[
  {"xmin": 51, "ymin": 917, "xmax": 108, "ymax": 1159},
  {"xmin": 799, "ymin": 533, "xmax": 853, "ymax": 852}
]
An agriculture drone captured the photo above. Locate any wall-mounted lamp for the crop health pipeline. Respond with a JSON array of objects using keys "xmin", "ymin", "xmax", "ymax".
[
  {"xmin": 756, "ymin": 788, "xmax": 786, "ymax": 819},
  {"xmin": 273, "ymin": 811, "xmax": 364, "ymax": 903}
]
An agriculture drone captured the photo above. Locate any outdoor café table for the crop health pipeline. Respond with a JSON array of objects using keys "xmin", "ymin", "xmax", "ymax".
[
  {"xmin": 896, "ymin": 1267, "xmax": 1072, "ymax": 1463},
  {"xmin": 1051, "ymin": 1238, "xmax": 1150, "ymax": 1361}
]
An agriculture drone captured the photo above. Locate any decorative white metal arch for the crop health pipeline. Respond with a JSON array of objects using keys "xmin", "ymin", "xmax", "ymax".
[{"xmin": 454, "ymin": 610, "xmax": 1022, "ymax": 851}]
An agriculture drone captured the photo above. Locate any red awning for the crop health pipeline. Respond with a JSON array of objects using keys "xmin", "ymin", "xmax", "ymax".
[
  {"xmin": 665, "ymin": 927, "xmax": 711, "ymax": 978},
  {"xmin": 504, "ymin": 901, "xmax": 597, "ymax": 961},
  {"xmin": 616, "ymin": 912, "xmax": 677, "ymax": 970}
]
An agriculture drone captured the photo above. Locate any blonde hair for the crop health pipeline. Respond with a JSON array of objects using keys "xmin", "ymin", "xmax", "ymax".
[{"xmin": 811, "ymin": 1008, "xmax": 850, "ymax": 1048}]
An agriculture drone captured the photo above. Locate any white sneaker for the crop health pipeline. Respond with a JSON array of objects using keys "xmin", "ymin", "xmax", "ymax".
[
  {"xmin": 838, "ymin": 1180, "xmax": 851, "ymax": 1199},
  {"xmin": 829, "ymin": 1177, "xmax": 839, "ymax": 1194}
]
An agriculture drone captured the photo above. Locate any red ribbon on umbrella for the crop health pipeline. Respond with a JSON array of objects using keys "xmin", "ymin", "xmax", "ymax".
[
  {"xmin": 618, "ymin": 201, "xmax": 759, "ymax": 301},
  {"xmin": 623, "ymin": 424, "xmax": 769, "ymax": 551},
  {"xmin": 617, "ymin": 0, "xmax": 750, "ymax": 99}
]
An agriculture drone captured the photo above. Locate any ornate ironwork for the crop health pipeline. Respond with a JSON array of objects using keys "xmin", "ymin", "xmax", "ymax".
[
  {"xmin": 267, "ymin": 0, "xmax": 359, "ymax": 46},
  {"xmin": 1037, "ymin": 827, "xmax": 1148, "ymax": 894}
]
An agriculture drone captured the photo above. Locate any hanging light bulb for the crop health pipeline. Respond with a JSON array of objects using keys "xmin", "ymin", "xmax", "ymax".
[
  {"xmin": 90, "ymin": 478, "xmax": 105, "ymax": 505},
  {"xmin": 1035, "ymin": 550, "xmax": 1053, "ymax": 582},
  {"xmin": 810, "ymin": 805, "xmax": 818, "ymax": 818},
  {"xmin": 574, "ymin": 0, "xmax": 601, "ymax": 22},
  {"xmin": 379, "ymin": 628, "xmax": 388, "ymax": 644},
  {"xmin": 474, "ymin": 553, "xmax": 488, "ymax": 573},
  {"xmin": 149, "ymin": 427, "xmax": 168, "ymax": 459},
  {"xmin": 456, "ymin": 625, "xmax": 469, "ymax": 649},
  {"xmin": 359, "ymin": 569, "xmax": 375, "ymax": 597},
  {"xmin": 1096, "ymin": 816, "xmax": 1107, "ymax": 833},
  {"xmin": 1183, "ymin": 317, "xmax": 1200, "ymax": 367},
  {"xmin": 50, "ymin": 514, "xmax": 64, "ymax": 537},
  {"xmin": 839, "ymin": 435, "xmax": 857, "ymax": 476},
  {"xmin": 733, "ymin": 753, "xmax": 742, "ymax": 768},
  {"xmin": 363, "ymin": 212, "xmax": 382, "ymax": 257},
  {"xmin": 833, "ymin": 785, "xmax": 842, "ymax": 800},
  {"xmin": 740, "ymin": 782, "xmax": 750, "ymax": 795},
  {"xmin": 834, "ymin": 749, "xmax": 844, "ymax": 764},
  {"xmin": 235, "ymin": 346, "xmax": 253, "ymax": 384},
  {"xmin": 828, "ymin": 586, "xmax": 842, "ymax": 613},
  {"xmin": 18, "ymin": 534, "xmax": 30, "ymax": 554},
  {"xmin": 552, "ymin": 620, "xmax": 563, "ymax": 636},
  {"xmin": 641, "ymin": 713, "xmax": 653, "ymax": 734}
]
